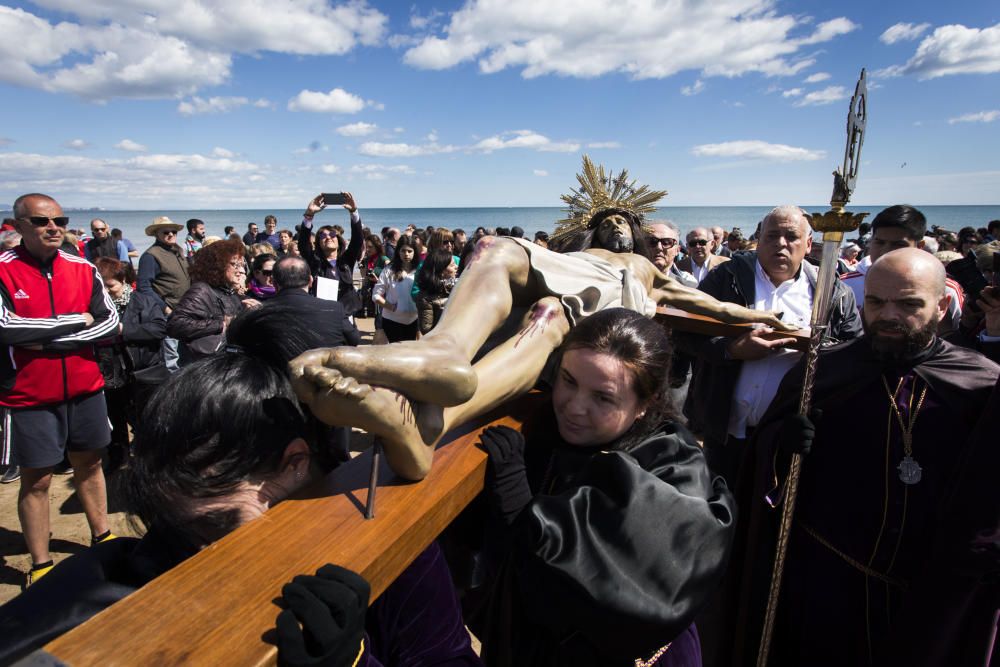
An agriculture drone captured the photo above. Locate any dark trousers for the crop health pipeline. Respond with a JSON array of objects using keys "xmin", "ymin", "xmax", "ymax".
[
  {"xmin": 699, "ymin": 432, "xmax": 758, "ymax": 667},
  {"xmin": 382, "ymin": 318, "xmax": 418, "ymax": 342}
]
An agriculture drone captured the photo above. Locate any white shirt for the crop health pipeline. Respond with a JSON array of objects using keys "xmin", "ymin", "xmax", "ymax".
[
  {"xmin": 728, "ymin": 260, "xmax": 814, "ymax": 439},
  {"xmin": 373, "ymin": 268, "xmax": 418, "ymax": 325},
  {"xmin": 691, "ymin": 259, "xmax": 711, "ymax": 284}
]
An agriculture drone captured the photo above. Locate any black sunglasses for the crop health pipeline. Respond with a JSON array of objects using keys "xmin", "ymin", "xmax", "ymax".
[
  {"xmin": 259, "ymin": 269, "xmax": 273, "ymax": 276},
  {"xmin": 652, "ymin": 237, "xmax": 678, "ymax": 248},
  {"xmin": 688, "ymin": 239, "xmax": 710, "ymax": 247},
  {"xmin": 21, "ymin": 216, "xmax": 69, "ymax": 228}
]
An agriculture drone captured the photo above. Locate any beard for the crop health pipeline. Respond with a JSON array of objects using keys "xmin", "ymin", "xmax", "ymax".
[
  {"xmin": 863, "ymin": 316, "xmax": 938, "ymax": 364},
  {"xmin": 599, "ymin": 233, "xmax": 634, "ymax": 253}
]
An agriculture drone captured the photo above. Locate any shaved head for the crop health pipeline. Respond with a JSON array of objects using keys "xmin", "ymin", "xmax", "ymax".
[
  {"xmin": 863, "ymin": 247, "xmax": 950, "ymax": 362},
  {"xmin": 869, "ymin": 247, "xmax": 946, "ymax": 298}
]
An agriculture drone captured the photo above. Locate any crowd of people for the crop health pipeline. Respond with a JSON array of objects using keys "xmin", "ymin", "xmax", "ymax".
[{"xmin": 0, "ymin": 191, "xmax": 997, "ymax": 667}]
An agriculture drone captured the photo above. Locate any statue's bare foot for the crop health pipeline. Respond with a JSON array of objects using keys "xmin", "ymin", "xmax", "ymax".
[
  {"xmin": 289, "ymin": 333, "xmax": 477, "ymax": 407},
  {"xmin": 291, "ymin": 366, "xmax": 444, "ymax": 480}
]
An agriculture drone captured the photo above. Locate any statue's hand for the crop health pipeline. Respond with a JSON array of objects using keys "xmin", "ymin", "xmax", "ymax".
[{"xmin": 761, "ymin": 311, "xmax": 801, "ymax": 332}]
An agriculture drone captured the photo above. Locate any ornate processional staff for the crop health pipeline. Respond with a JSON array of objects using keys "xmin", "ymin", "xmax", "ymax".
[{"xmin": 755, "ymin": 68, "xmax": 869, "ymax": 667}]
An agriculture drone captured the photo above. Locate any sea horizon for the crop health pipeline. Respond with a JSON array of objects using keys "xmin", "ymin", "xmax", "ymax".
[{"xmin": 6, "ymin": 204, "xmax": 998, "ymax": 255}]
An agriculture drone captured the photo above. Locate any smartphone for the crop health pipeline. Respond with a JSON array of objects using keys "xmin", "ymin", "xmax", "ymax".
[{"xmin": 322, "ymin": 192, "xmax": 347, "ymax": 206}]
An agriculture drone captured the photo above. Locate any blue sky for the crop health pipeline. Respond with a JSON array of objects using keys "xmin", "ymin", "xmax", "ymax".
[{"xmin": 0, "ymin": 0, "xmax": 997, "ymax": 209}]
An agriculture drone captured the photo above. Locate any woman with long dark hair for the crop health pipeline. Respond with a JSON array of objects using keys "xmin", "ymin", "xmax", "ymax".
[
  {"xmin": 359, "ymin": 234, "xmax": 389, "ymax": 319},
  {"xmin": 297, "ymin": 193, "xmax": 364, "ymax": 316},
  {"xmin": 372, "ymin": 235, "xmax": 419, "ymax": 342},
  {"xmin": 414, "ymin": 248, "xmax": 458, "ymax": 334},
  {"xmin": 475, "ymin": 308, "xmax": 734, "ymax": 666}
]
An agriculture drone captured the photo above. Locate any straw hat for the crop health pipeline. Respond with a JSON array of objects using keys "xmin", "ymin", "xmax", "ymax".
[{"xmin": 145, "ymin": 216, "xmax": 183, "ymax": 237}]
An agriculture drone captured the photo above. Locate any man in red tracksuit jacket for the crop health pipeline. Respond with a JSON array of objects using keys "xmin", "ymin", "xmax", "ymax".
[{"xmin": 0, "ymin": 193, "xmax": 120, "ymax": 587}]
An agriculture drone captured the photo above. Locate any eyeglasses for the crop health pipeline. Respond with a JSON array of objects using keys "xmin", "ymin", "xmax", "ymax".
[
  {"xmin": 652, "ymin": 237, "xmax": 678, "ymax": 249},
  {"xmin": 20, "ymin": 216, "xmax": 69, "ymax": 228},
  {"xmin": 317, "ymin": 232, "xmax": 334, "ymax": 240},
  {"xmin": 259, "ymin": 269, "xmax": 273, "ymax": 276},
  {"xmin": 688, "ymin": 239, "xmax": 710, "ymax": 247},
  {"xmin": 229, "ymin": 261, "xmax": 248, "ymax": 273},
  {"xmin": 159, "ymin": 230, "xmax": 177, "ymax": 237},
  {"xmin": 91, "ymin": 226, "xmax": 108, "ymax": 233}
]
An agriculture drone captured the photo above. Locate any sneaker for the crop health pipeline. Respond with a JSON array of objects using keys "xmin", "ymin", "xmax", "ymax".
[
  {"xmin": 25, "ymin": 561, "xmax": 54, "ymax": 588},
  {"xmin": 91, "ymin": 531, "xmax": 118, "ymax": 546},
  {"xmin": 0, "ymin": 465, "xmax": 19, "ymax": 484}
]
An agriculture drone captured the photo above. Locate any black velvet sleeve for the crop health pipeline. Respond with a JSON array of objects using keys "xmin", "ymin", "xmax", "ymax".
[{"xmin": 510, "ymin": 426, "xmax": 736, "ymax": 660}]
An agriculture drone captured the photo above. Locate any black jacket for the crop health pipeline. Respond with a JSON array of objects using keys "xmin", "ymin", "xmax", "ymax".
[
  {"xmin": 267, "ymin": 288, "xmax": 361, "ymax": 347},
  {"xmin": 266, "ymin": 288, "xmax": 360, "ymax": 466},
  {"xmin": 480, "ymin": 416, "xmax": 733, "ymax": 666},
  {"xmin": 166, "ymin": 282, "xmax": 244, "ymax": 361},
  {"xmin": 674, "ymin": 252, "xmax": 861, "ymax": 444},
  {"xmin": 298, "ymin": 213, "xmax": 364, "ymax": 316}
]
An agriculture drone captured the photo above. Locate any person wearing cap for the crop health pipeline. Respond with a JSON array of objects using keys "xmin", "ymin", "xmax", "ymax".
[{"xmin": 137, "ymin": 216, "xmax": 191, "ymax": 372}]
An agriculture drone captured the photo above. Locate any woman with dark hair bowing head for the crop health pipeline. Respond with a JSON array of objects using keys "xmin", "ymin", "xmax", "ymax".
[
  {"xmin": 166, "ymin": 239, "xmax": 252, "ymax": 364},
  {"xmin": 414, "ymin": 248, "xmax": 459, "ymax": 334},
  {"xmin": 0, "ymin": 302, "xmax": 482, "ymax": 666},
  {"xmin": 298, "ymin": 193, "xmax": 364, "ymax": 317},
  {"xmin": 475, "ymin": 308, "xmax": 734, "ymax": 667}
]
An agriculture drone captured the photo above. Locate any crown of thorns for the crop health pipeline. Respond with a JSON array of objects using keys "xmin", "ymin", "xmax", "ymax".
[{"xmin": 550, "ymin": 155, "xmax": 667, "ymax": 245}]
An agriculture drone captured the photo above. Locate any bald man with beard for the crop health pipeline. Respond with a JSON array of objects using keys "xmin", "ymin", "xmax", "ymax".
[{"xmin": 735, "ymin": 248, "xmax": 999, "ymax": 667}]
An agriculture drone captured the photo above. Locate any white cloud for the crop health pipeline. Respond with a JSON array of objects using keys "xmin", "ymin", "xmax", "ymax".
[
  {"xmin": 533, "ymin": 169, "xmax": 548, "ymax": 176},
  {"xmin": 471, "ymin": 130, "xmax": 578, "ymax": 153},
  {"xmin": 782, "ymin": 88, "xmax": 803, "ymax": 97},
  {"xmin": 356, "ymin": 129, "xmax": 580, "ymax": 157},
  {"xmin": 880, "ymin": 22, "xmax": 931, "ymax": 45},
  {"xmin": 321, "ymin": 164, "xmax": 340, "ymax": 174},
  {"xmin": 0, "ymin": 3, "xmax": 386, "ymax": 101},
  {"xmin": 211, "ymin": 147, "xmax": 236, "ymax": 158},
  {"xmin": 293, "ymin": 140, "xmax": 327, "ymax": 155},
  {"xmin": 681, "ymin": 79, "xmax": 705, "ymax": 96},
  {"xmin": 64, "ymin": 139, "xmax": 89, "ymax": 150},
  {"xmin": 115, "ymin": 139, "xmax": 147, "ymax": 152},
  {"xmin": 804, "ymin": 72, "xmax": 830, "ymax": 83},
  {"xmin": 878, "ymin": 23, "xmax": 1000, "ymax": 79},
  {"xmin": 288, "ymin": 88, "xmax": 368, "ymax": 114},
  {"xmin": 587, "ymin": 141, "xmax": 621, "ymax": 149},
  {"xmin": 426, "ymin": 131, "xmax": 439, "ymax": 142},
  {"xmin": 177, "ymin": 96, "xmax": 269, "ymax": 115},
  {"xmin": 348, "ymin": 163, "xmax": 416, "ymax": 180},
  {"xmin": 336, "ymin": 122, "xmax": 378, "ymax": 137},
  {"xmin": 356, "ymin": 141, "xmax": 456, "ymax": 157},
  {"xmin": 393, "ymin": 127, "xmax": 405, "ymax": 133},
  {"xmin": 793, "ymin": 85, "xmax": 848, "ymax": 106},
  {"xmin": 948, "ymin": 110, "xmax": 1000, "ymax": 124},
  {"xmin": 402, "ymin": 2, "xmax": 856, "ymax": 80},
  {"xmin": 691, "ymin": 140, "xmax": 825, "ymax": 162},
  {"xmin": 410, "ymin": 9, "xmax": 444, "ymax": 30},
  {"xmin": 0, "ymin": 150, "xmax": 293, "ymax": 207}
]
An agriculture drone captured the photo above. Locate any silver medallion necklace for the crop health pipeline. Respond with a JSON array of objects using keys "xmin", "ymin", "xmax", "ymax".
[{"xmin": 881, "ymin": 375, "xmax": 928, "ymax": 485}]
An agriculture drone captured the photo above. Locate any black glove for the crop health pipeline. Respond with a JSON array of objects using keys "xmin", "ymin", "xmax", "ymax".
[
  {"xmin": 776, "ymin": 410, "xmax": 822, "ymax": 457},
  {"xmin": 275, "ymin": 564, "xmax": 370, "ymax": 667},
  {"xmin": 480, "ymin": 426, "xmax": 533, "ymax": 527}
]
